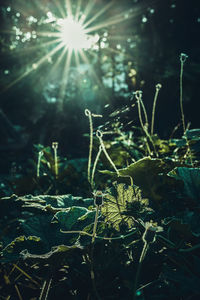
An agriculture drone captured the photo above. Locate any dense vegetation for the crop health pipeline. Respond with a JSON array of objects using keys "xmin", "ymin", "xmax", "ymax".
[{"xmin": 0, "ymin": 0, "xmax": 200, "ymax": 299}]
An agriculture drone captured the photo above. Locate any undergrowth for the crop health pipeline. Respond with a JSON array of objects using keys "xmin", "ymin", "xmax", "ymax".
[{"xmin": 1, "ymin": 54, "xmax": 200, "ymax": 300}]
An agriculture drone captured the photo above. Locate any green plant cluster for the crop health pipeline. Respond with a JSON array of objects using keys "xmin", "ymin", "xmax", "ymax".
[
  {"xmin": 1, "ymin": 136, "xmax": 200, "ymax": 299},
  {"xmin": 1, "ymin": 54, "xmax": 200, "ymax": 299}
]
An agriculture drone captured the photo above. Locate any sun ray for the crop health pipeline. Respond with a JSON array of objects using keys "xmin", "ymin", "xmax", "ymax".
[
  {"xmin": 83, "ymin": 1, "xmax": 114, "ymax": 29},
  {"xmin": 44, "ymin": 46, "xmax": 68, "ymax": 82},
  {"xmin": 2, "ymin": 0, "xmax": 148, "ymax": 99},
  {"xmin": 58, "ymin": 48, "xmax": 73, "ymax": 106},
  {"xmin": 2, "ymin": 42, "xmax": 64, "ymax": 93},
  {"xmin": 52, "ymin": 0, "xmax": 66, "ymax": 18},
  {"xmin": 84, "ymin": 3, "xmax": 153, "ymax": 35},
  {"xmin": 0, "ymin": 29, "xmax": 20, "ymax": 36},
  {"xmin": 74, "ymin": 50, "xmax": 81, "ymax": 68},
  {"xmin": 30, "ymin": 42, "xmax": 65, "ymax": 71},
  {"xmin": 79, "ymin": 0, "xmax": 96, "ymax": 25},
  {"xmin": 79, "ymin": 49, "xmax": 109, "ymax": 101},
  {"xmin": 108, "ymin": 35, "xmax": 134, "ymax": 41},
  {"xmin": 10, "ymin": 38, "xmax": 62, "ymax": 57},
  {"xmin": 85, "ymin": 13, "xmax": 131, "ymax": 34},
  {"xmin": 36, "ymin": 31, "xmax": 62, "ymax": 38},
  {"xmin": 86, "ymin": 49, "xmax": 98, "ymax": 59},
  {"xmin": 75, "ymin": 0, "xmax": 82, "ymax": 21},
  {"xmin": 65, "ymin": 0, "xmax": 73, "ymax": 17}
]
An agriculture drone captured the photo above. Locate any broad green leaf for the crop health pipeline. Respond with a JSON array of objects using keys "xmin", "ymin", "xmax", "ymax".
[
  {"xmin": 100, "ymin": 157, "xmax": 178, "ymax": 201},
  {"xmin": 168, "ymin": 167, "xmax": 200, "ymax": 200},
  {"xmin": 101, "ymin": 183, "xmax": 150, "ymax": 231},
  {"xmin": 54, "ymin": 206, "xmax": 96, "ymax": 231}
]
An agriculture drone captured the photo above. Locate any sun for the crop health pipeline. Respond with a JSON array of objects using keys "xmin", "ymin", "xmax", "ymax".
[
  {"xmin": 2, "ymin": 0, "xmax": 137, "ymax": 104},
  {"xmin": 58, "ymin": 17, "xmax": 94, "ymax": 50}
]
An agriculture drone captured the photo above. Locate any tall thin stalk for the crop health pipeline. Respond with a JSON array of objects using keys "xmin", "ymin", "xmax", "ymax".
[
  {"xmin": 179, "ymin": 53, "xmax": 193, "ymax": 166},
  {"xmin": 89, "ymin": 194, "xmax": 104, "ymax": 300},
  {"xmin": 85, "ymin": 110, "xmax": 102, "ymax": 184},
  {"xmin": 132, "ymin": 222, "xmax": 163, "ymax": 300},
  {"xmin": 96, "ymin": 130, "xmax": 120, "ymax": 176},
  {"xmin": 135, "ymin": 91, "xmax": 146, "ymax": 130},
  {"xmin": 85, "ymin": 109, "xmax": 93, "ymax": 184},
  {"xmin": 140, "ymin": 97, "xmax": 149, "ymax": 129},
  {"xmin": 179, "ymin": 53, "xmax": 188, "ymax": 134},
  {"xmin": 92, "ymin": 205, "xmax": 100, "ymax": 243},
  {"xmin": 39, "ymin": 278, "xmax": 52, "ymax": 300},
  {"xmin": 133, "ymin": 242, "xmax": 149, "ymax": 300},
  {"xmin": 37, "ymin": 150, "xmax": 43, "ymax": 178},
  {"xmin": 52, "ymin": 142, "xmax": 58, "ymax": 179},
  {"xmin": 91, "ymin": 145, "xmax": 102, "ymax": 189},
  {"xmin": 135, "ymin": 91, "xmax": 157, "ymax": 157},
  {"xmin": 151, "ymin": 83, "xmax": 162, "ymax": 135}
]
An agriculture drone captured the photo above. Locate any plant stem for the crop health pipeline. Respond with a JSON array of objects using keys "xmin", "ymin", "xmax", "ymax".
[
  {"xmin": 37, "ymin": 151, "xmax": 43, "ymax": 178},
  {"xmin": 151, "ymin": 84, "xmax": 162, "ymax": 135},
  {"xmin": 92, "ymin": 205, "xmax": 100, "ymax": 243},
  {"xmin": 96, "ymin": 130, "xmax": 120, "ymax": 176},
  {"xmin": 179, "ymin": 54, "xmax": 193, "ymax": 166},
  {"xmin": 180, "ymin": 56, "xmax": 186, "ymax": 133},
  {"xmin": 52, "ymin": 142, "xmax": 58, "ymax": 179},
  {"xmin": 133, "ymin": 242, "xmax": 149, "ymax": 300},
  {"xmin": 91, "ymin": 145, "xmax": 102, "ymax": 189},
  {"xmin": 135, "ymin": 92, "xmax": 155, "ymax": 156},
  {"xmin": 140, "ymin": 98, "xmax": 149, "ymax": 129},
  {"xmin": 85, "ymin": 109, "xmax": 93, "ymax": 184},
  {"xmin": 39, "ymin": 278, "xmax": 52, "ymax": 300},
  {"xmin": 90, "ymin": 205, "xmax": 101, "ymax": 299}
]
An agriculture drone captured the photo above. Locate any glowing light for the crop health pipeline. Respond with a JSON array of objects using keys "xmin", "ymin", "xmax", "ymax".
[
  {"xmin": 3, "ymin": 0, "xmax": 139, "ymax": 101},
  {"xmin": 58, "ymin": 17, "xmax": 98, "ymax": 50}
]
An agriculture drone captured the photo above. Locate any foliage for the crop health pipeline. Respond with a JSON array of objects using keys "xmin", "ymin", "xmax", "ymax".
[
  {"xmin": 1, "ymin": 126, "xmax": 200, "ymax": 299},
  {"xmin": 101, "ymin": 183, "xmax": 152, "ymax": 231},
  {"xmin": 0, "ymin": 1, "xmax": 200, "ymax": 298}
]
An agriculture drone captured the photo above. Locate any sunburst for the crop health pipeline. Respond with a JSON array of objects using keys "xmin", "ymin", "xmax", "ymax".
[{"xmin": 1, "ymin": 0, "xmax": 147, "ymax": 105}]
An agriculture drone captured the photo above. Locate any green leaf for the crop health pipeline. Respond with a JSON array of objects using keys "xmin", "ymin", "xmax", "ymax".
[
  {"xmin": 101, "ymin": 183, "xmax": 148, "ymax": 231},
  {"xmin": 20, "ymin": 244, "xmax": 83, "ymax": 265},
  {"xmin": 164, "ymin": 218, "xmax": 195, "ymax": 244},
  {"xmin": 1, "ymin": 235, "xmax": 43, "ymax": 262},
  {"xmin": 184, "ymin": 129, "xmax": 200, "ymax": 140},
  {"xmin": 53, "ymin": 206, "xmax": 96, "ymax": 231},
  {"xmin": 168, "ymin": 167, "xmax": 200, "ymax": 200},
  {"xmin": 101, "ymin": 157, "xmax": 178, "ymax": 201}
]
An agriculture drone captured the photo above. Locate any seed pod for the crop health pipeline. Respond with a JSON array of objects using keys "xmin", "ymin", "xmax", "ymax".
[{"xmin": 93, "ymin": 190, "xmax": 104, "ymax": 206}]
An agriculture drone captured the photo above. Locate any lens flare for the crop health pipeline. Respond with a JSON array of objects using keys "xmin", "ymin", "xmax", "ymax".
[
  {"xmin": 2, "ymin": 0, "xmax": 138, "ymax": 102},
  {"xmin": 58, "ymin": 17, "xmax": 98, "ymax": 50}
]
